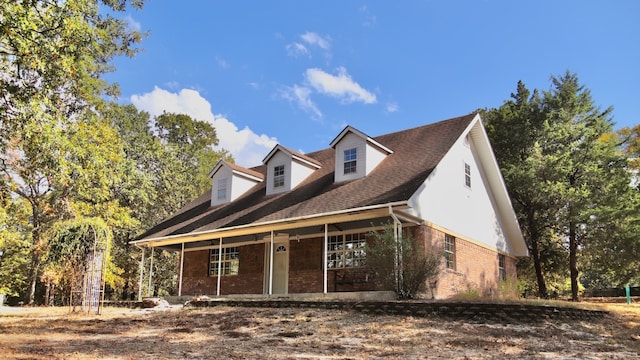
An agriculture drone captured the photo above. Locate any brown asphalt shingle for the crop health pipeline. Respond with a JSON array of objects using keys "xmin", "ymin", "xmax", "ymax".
[{"xmin": 137, "ymin": 113, "xmax": 476, "ymax": 240}]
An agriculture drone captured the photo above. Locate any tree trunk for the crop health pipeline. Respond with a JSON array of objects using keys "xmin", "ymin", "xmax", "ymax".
[
  {"xmin": 530, "ymin": 237, "xmax": 548, "ymax": 298},
  {"xmin": 569, "ymin": 220, "xmax": 579, "ymax": 301},
  {"xmin": 49, "ymin": 284, "xmax": 55, "ymax": 306},
  {"xmin": 44, "ymin": 279, "xmax": 51, "ymax": 306},
  {"xmin": 27, "ymin": 203, "xmax": 43, "ymax": 305},
  {"xmin": 527, "ymin": 210, "xmax": 548, "ymax": 298},
  {"xmin": 27, "ymin": 252, "xmax": 41, "ymax": 305}
]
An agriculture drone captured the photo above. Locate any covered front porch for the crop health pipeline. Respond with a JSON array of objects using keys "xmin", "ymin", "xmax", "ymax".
[{"xmin": 131, "ymin": 203, "xmax": 421, "ymax": 299}]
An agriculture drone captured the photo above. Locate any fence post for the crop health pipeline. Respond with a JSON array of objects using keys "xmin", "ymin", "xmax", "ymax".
[{"xmin": 625, "ymin": 285, "xmax": 631, "ymax": 304}]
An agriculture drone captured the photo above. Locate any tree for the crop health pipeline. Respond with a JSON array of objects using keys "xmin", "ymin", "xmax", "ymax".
[
  {"xmin": 484, "ymin": 71, "xmax": 640, "ymax": 300},
  {"xmin": 0, "ymin": 0, "xmax": 144, "ymax": 149},
  {"xmin": 581, "ymin": 127, "xmax": 640, "ymax": 287},
  {"xmin": 0, "ymin": 0, "xmax": 144, "ymax": 304},
  {"xmin": 103, "ymin": 105, "xmax": 232, "ymax": 299},
  {"xmin": 540, "ymin": 72, "xmax": 620, "ymax": 301},
  {"xmin": 0, "ymin": 108, "xmax": 132, "ymax": 304},
  {"xmin": 366, "ymin": 224, "xmax": 441, "ymax": 299},
  {"xmin": 482, "ymin": 81, "xmax": 563, "ymax": 298},
  {"xmin": 0, "ymin": 196, "xmax": 31, "ymax": 299}
]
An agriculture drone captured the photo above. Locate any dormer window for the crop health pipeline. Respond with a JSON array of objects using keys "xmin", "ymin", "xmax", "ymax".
[
  {"xmin": 217, "ymin": 178, "xmax": 228, "ymax": 200},
  {"xmin": 343, "ymin": 148, "xmax": 357, "ymax": 174},
  {"xmin": 209, "ymin": 161, "xmax": 264, "ymax": 207},
  {"xmin": 263, "ymin": 144, "xmax": 321, "ymax": 196},
  {"xmin": 273, "ymin": 165, "xmax": 285, "ymax": 188},
  {"xmin": 330, "ymin": 126, "xmax": 393, "ymax": 183}
]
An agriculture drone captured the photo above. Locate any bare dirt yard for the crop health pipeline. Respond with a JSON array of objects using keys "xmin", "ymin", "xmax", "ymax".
[{"xmin": 0, "ymin": 302, "xmax": 638, "ymax": 359}]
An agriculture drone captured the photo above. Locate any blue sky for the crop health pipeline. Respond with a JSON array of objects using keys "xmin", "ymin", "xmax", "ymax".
[{"xmin": 107, "ymin": 1, "xmax": 640, "ymax": 167}]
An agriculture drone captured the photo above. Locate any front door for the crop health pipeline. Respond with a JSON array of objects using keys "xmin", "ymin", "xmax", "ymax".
[
  {"xmin": 263, "ymin": 234, "xmax": 290, "ymax": 295},
  {"xmin": 272, "ymin": 242, "xmax": 289, "ymax": 294}
]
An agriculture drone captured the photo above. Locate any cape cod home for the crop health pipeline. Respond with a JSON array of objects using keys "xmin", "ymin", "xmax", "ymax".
[{"xmin": 133, "ymin": 113, "xmax": 528, "ymax": 299}]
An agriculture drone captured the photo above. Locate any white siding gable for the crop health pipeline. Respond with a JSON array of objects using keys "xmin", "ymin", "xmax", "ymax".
[{"xmin": 407, "ymin": 121, "xmax": 521, "ymax": 255}]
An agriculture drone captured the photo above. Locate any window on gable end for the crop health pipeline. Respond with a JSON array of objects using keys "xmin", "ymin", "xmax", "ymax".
[
  {"xmin": 273, "ymin": 164, "xmax": 285, "ymax": 188},
  {"xmin": 217, "ymin": 178, "xmax": 227, "ymax": 200},
  {"xmin": 343, "ymin": 148, "xmax": 357, "ymax": 175},
  {"xmin": 464, "ymin": 162, "xmax": 471, "ymax": 188}
]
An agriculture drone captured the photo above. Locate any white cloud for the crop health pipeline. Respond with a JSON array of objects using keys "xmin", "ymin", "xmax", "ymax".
[
  {"xmin": 286, "ymin": 32, "xmax": 331, "ymax": 59},
  {"xmin": 215, "ymin": 56, "xmax": 230, "ymax": 69},
  {"xmin": 278, "ymin": 85, "xmax": 322, "ymax": 119},
  {"xmin": 385, "ymin": 101, "xmax": 399, "ymax": 113},
  {"xmin": 286, "ymin": 42, "xmax": 310, "ymax": 58},
  {"xmin": 130, "ymin": 87, "xmax": 277, "ymax": 167},
  {"xmin": 125, "ymin": 14, "xmax": 141, "ymax": 32},
  {"xmin": 305, "ymin": 67, "xmax": 377, "ymax": 104},
  {"xmin": 300, "ymin": 32, "xmax": 331, "ymax": 50},
  {"xmin": 358, "ymin": 6, "xmax": 377, "ymax": 27}
]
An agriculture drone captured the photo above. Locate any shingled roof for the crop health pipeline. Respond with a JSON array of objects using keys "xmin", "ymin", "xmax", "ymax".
[{"xmin": 137, "ymin": 113, "xmax": 476, "ymax": 241}]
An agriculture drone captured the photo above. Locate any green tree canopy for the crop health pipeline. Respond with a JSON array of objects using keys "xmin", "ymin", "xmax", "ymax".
[{"xmin": 484, "ymin": 71, "xmax": 640, "ymax": 299}]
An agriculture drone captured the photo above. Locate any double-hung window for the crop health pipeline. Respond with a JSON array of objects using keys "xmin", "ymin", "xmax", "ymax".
[
  {"xmin": 444, "ymin": 234, "xmax": 456, "ymax": 270},
  {"xmin": 343, "ymin": 148, "xmax": 357, "ymax": 174},
  {"xmin": 209, "ymin": 247, "xmax": 239, "ymax": 276},
  {"xmin": 217, "ymin": 178, "xmax": 227, "ymax": 200},
  {"xmin": 273, "ymin": 165, "xmax": 285, "ymax": 188},
  {"xmin": 464, "ymin": 162, "xmax": 471, "ymax": 188},
  {"xmin": 498, "ymin": 254, "xmax": 506, "ymax": 281},
  {"xmin": 327, "ymin": 232, "xmax": 366, "ymax": 268}
]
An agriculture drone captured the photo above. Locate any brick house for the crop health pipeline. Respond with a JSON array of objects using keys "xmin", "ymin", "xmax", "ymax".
[{"xmin": 133, "ymin": 113, "xmax": 528, "ymax": 299}]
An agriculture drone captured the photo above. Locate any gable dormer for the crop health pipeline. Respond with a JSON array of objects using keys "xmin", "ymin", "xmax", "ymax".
[
  {"xmin": 262, "ymin": 145, "xmax": 321, "ymax": 195},
  {"xmin": 209, "ymin": 161, "xmax": 264, "ymax": 206},
  {"xmin": 330, "ymin": 126, "xmax": 393, "ymax": 182}
]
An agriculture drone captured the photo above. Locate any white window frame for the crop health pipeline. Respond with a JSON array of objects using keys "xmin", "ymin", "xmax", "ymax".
[
  {"xmin": 464, "ymin": 162, "xmax": 471, "ymax": 188},
  {"xmin": 343, "ymin": 148, "xmax": 357, "ymax": 175},
  {"xmin": 444, "ymin": 234, "xmax": 456, "ymax": 270},
  {"xmin": 327, "ymin": 232, "xmax": 367, "ymax": 269},
  {"xmin": 498, "ymin": 254, "xmax": 506, "ymax": 281},
  {"xmin": 273, "ymin": 164, "xmax": 285, "ymax": 188},
  {"xmin": 217, "ymin": 178, "xmax": 228, "ymax": 200},
  {"xmin": 209, "ymin": 247, "xmax": 239, "ymax": 276}
]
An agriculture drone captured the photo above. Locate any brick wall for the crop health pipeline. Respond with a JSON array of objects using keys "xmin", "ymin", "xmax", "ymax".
[
  {"xmin": 289, "ymin": 238, "xmax": 323, "ymax": 293},
  {"xmin": 415, "ymin": 225, "xmax": 518, "ymax": 299},
  {"xmin": 180, "ymin": 225, "xmax": 517, "ymax": 298},
  {"xmin": 180, "ymin": 243, "xmax": 265, "ymax": 296}
]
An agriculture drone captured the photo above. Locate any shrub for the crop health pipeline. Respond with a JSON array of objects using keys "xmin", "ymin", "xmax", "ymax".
[{"xmin": 366, "ymin": 223, "xmax": 441, "ymax": 299}]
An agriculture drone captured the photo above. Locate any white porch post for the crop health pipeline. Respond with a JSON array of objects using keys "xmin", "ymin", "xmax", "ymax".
[
  {"xmin": 323, "ymin": 223, "xmax": 328, "ymax": 294},
  {"xmin": 147, "ymin": 247, "xmax": 154, "ymax": 297},
  {"xmin": 137, "ymin": 246, "xmax": 145, "ymax": 301},
  {"xmin": 178, "ymin": 242, "xmax": 185, "ymax": 296},
  {"xmin": 389, "ymin": 206, "xmax": 401, "ymax": 293},
  {"xmin": 216, "ymin": 238, "xmax": 223, "ymax": 297},
  {"xmin": 269, "ymin": 231, "xmax": 274, "ymax": 295}
]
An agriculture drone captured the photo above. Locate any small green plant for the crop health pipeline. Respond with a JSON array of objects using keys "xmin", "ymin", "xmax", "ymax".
[
  {"xmin": 497, "ymin": 278, "xmax": 521, "ymax": 300},
  {"xmin": 451, "ymin": 285, "xmax": 482, "ymax": 301}
]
